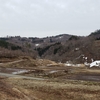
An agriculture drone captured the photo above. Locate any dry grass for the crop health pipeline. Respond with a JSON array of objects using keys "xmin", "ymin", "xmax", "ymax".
[
  {"xmin": 0, "ymin": 78, "xmax": 27, "ymax": 100},
  {"xmin": 0, "ymin": 56, "xmax": 58, "ymax": 69},
  {"xmin": 0, "ymin": 56, "xmax": 100, "ymax": 100},
  {"xmin": 5, "ymin": 77, "xmax": 100, "ymax": 100}
]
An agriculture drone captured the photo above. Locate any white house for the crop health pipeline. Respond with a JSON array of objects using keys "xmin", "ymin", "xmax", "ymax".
[{"xmin": 90, "ymin": 61, "xmax": 100, "ymax": 68}]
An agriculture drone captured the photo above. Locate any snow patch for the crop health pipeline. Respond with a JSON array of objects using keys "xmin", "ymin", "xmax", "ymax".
[
  {"xmin": 49, "ymin": 70, "xmax": 58, "ymax": 74},
  {"xmin": 75, "ymin": 48, "xmax": 79, "ymax": 51},
  {"xmin": 84, "ymin": 62, "xmax": 90, "ymax": 66},
  {"xmin": 65, "ymin": 63, "xmax": 73, "ymax": 66},
  {"xmin": 90, "ymin": 61, "xmax": 100, "ymax": 68},
  {"xmin": 35, "ymin": 44, "xmax": 40, "ymax": 46},
  {"xmin": 12, "ymin": 70, "xmax": 30, "ymax": 74},
  {"xmin": 59, "ymin": 36, "xmax": 63, "ymax": 39}
]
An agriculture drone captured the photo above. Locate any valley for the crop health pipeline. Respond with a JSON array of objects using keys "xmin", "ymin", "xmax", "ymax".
[{"xmin": 0, "ymin": 31, "xmax": 100, "ymax": 100}]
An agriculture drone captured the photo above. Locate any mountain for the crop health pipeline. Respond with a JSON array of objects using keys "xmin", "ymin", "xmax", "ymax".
[{"xmin": 0, "ymin": 31, "xmax": 100, "ymax": 63}]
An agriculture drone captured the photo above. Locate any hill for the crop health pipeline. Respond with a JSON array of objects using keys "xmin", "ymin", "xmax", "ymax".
[{"xmin": 0, "ymin": 30, "xmax": 100, "ymax": 63}]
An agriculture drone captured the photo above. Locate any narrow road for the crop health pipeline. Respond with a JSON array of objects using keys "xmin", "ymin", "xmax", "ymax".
[{"xmin": 0, "ymin": 72, "xmax": 46, "ymax": 80}]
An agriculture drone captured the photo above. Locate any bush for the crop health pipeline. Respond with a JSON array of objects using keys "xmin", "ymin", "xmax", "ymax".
[
  {"xmin": 69, "ymin": 36, "xmax": 79, "ymax": 40},
  {"xmin": 0, "ymin": 40, "xmax": 9, "ymax": 48},
  {"xmin": 54, "ymin": 47, "xmax": 61, "ymax": 54}
]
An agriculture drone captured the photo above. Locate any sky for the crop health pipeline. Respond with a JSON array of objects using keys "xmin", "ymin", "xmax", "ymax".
[{"xmin": 0, "ymin": 0, "xmax": 100, "ymax": 37}]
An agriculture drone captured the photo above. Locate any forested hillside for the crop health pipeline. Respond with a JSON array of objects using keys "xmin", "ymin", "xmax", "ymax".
[{"xmin": 0, "ymin": 30, "xmax": 100, "ymax": 63}]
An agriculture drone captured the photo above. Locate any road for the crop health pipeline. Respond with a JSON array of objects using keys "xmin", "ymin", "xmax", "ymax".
[{"xmin": 0, "ymin": 72, "xmax": 46, "ymax": 80}]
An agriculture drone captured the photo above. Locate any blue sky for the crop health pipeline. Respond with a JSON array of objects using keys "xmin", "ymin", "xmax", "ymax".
[{"xmin": 0, "ymin": 0, "xmax": 100, "ymax": 37}]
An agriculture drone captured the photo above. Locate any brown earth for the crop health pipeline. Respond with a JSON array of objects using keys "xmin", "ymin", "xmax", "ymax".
[{"xmin": 0, "ymin": 56, "xmax": 100, "ymax": 100}]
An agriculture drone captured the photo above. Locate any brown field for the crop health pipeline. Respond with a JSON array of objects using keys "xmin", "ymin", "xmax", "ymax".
[
  {"xmin": 0, "ymin": 56, "xmax": 100, "ymax": 100},
  {"xmin": 1, "ymin": 77, "xmax": 100, "ymax": 100}
]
